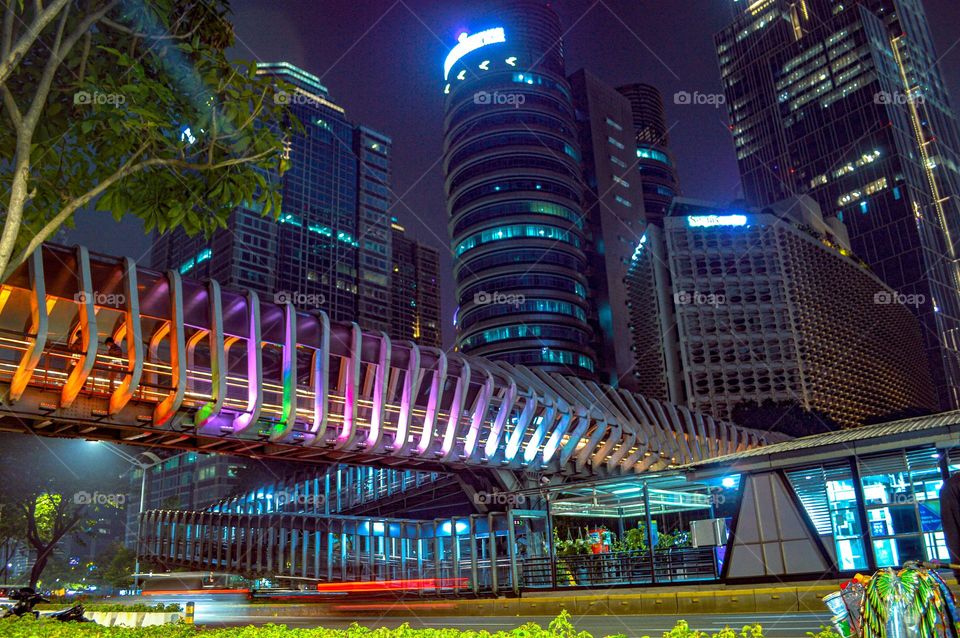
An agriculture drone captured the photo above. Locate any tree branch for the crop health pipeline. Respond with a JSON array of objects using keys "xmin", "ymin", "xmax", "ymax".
[
  {"xmin": 0, "ymin": 0, "xmax": 71, "ymax": 87},
  {"xmin": 1, "ymin": 82, "xmax": 21, "ymax": 127},
  {"xmin": 100, "ymin": 17, "xmax": 203, "ymax": 41},
  {"xmin": 7, "ymin": 146, "xmax": 277, "ymax": 276}
]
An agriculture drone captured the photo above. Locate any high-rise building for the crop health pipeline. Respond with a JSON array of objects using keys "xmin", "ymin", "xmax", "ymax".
[
  {"xmin": 567, "ymin": 68, "xmax": 647, "ymax": 387},
  {"xmin": 631, "ymin": 196, "xmax": 937, "ymax": 427},
  {"xmin": 124, "ymin": 452, "xmax": 246, "ymax": 548},
  {"xmin": 616, "ymin": 83, "xmax": 682, "ymax": 223},
  {"xmin": 716, "ymin": 0, "xmax": 960, "ymax": 409},
  {"xmin": 444, "ymin": 0, "xmax": 597, "ymax": 375},
  {"xmin": 390, "ymin": 217, "xmax": 442, "ymax": 348},
  {"xmin": 152, "ymin": 62, "xmax": 394, "ymax": 333}
]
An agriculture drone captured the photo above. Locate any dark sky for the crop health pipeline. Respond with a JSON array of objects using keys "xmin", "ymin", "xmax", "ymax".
[{"xmin": 68, "ymin": 0, "xmax": 960, "ymax": 343}]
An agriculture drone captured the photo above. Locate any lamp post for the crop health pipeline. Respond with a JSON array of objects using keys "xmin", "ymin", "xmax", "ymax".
[{"xmin": 94, "ymin": 445, "xmax": 163, "ymax": 591}]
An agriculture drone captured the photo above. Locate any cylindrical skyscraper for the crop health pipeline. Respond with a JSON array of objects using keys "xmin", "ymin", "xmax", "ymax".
[
  {"xmin": 443, "ymin": 1, "xmax": 596, "ymax": 375},
  {"xmin": 616, "ymin": 83, "xmax": 680, "ymax": 223}
]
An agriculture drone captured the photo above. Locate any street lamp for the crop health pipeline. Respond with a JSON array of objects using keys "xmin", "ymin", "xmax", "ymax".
[{"xmin": 93, "ymin": 444, "xmax": 164, "ymax": 590}]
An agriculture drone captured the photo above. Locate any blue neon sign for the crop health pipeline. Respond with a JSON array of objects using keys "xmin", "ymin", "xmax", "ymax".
[
  {"xmin": 687, "ymin": 214, "xmax": 748, "ymax": 228},
  {"xmin": 444, "ymin": 27, "xmax": 506, "ymax": 80}
]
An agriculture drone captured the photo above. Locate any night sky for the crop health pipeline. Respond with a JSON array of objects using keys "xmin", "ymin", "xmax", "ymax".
[{"xmin": 67, "ymin": 0, "xmax": 960, "ymax": 346}]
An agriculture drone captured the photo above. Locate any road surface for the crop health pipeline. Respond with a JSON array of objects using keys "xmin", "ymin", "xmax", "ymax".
[{"xmin": 139, "ymin": 594, "xmax": 832, "ymax": 637}]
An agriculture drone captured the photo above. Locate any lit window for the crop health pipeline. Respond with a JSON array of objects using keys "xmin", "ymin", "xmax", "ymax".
[
  {"xmin": 605, "ymin": 117, "xmax": 623, "ymax": 131},
  {"xmin": 615, "ymin": 195, "xmax": 632, "ymax": 208},
  {"xmin": 608, "ymin": 136, "xmax": 624, "ymax": 150}
]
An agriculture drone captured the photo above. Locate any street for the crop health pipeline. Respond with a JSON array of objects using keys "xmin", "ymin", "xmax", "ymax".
[{"xmin": 139, "ymin": 594, "xmax": 832, "ymax": 637}]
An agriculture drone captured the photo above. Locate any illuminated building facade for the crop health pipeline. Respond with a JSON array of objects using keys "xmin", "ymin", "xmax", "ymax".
[
  {"xmin": 152, "ymin": 62, "xmax": 395, "ymax": 333},
  {"xmin": 443, "ymin": 1, "xmax": 597, "ymax": 375},
  {"xmin": 716, "ymin": 0, "xmax": 960, "ymax": 409},
  {"xmin": 635, "ymin": 197, "xmax": 936, "ymax": 427},
  {"xmin": 390, "ymin": 217, "xmax": 442, "ymax": 348},
  {"xmin": 615, "ymin": 83, "xmax": 682, "ymax": 223},
  {"xmin": 567, "ymin": 69, "xmax": 647, "ymax": 387}
]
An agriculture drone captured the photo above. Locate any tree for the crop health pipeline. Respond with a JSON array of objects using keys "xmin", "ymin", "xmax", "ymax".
[
  {"xmin": 0, "ymin": 434, "xmax": 125, "ymax": 588},
  {"xmin": 96, "ymin": 542, "xmax": 136, "ymax": 590},
  {"xmin": 730, "ymin": 399, "xmax": 841, "ymax": 437},
  {"xmin": 0, "ymin": 0, "xmax": 294, "ymax": 280}
]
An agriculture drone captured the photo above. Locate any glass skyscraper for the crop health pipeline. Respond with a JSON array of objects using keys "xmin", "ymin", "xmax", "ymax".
[
  {"xmin": 615, "ymin": 83, "xmax": 682, "ymax": 224},
  {"xmin": 153, "ymin": 62, "xmax": 439, "ymax": 346},
  {"xmin": 716, "ymin": 0, "xmax": 960, "ymax": 409},
  {"xmin": 443, "ymin": 0, "xmax": 597, "ymax": 375}
]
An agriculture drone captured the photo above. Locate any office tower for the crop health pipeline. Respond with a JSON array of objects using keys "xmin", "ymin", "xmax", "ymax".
[
  {"xmin": 443, "ymin": 1, "xmax": 597, "ymax": 375},
  {"xmin": 567, "ymin": 69, "xmax": 647, "ymax": 387},
  {"xmin": 616, "ymin": 83, "xmax": 682, "ymax": 223},
  {"xmin": 152, "ymin": 62, "xmax": 394, "ymax": 333},
  {"xmin": 716, "ymin": 0, "xmax": 960, "ymax": 408},
  {"xmin": 634, "ymin": 196, "xmax": 936, "ymax": 427},
  {"xmin": 390, "ymin": 217, "xmax": 442, "ymax": 348},
  {"xmin": 123, "ymin": 452, "xmax": 246, "ymax": 548}
]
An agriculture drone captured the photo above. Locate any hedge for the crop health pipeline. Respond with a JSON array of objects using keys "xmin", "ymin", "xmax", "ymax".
[{"xmin": 0, "ymin": 611, "xmax": 840, "ymax": 638}]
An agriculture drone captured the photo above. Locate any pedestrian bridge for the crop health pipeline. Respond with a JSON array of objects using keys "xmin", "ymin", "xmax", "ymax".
[{"xmin": 0, "ymin": 244, "xmax": 774, "ymax": 475}]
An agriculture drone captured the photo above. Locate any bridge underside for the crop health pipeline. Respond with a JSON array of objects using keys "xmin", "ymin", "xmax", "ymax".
[{"xmin": 0, "ymin": 244, "xmax": 777, "ymax": 476}]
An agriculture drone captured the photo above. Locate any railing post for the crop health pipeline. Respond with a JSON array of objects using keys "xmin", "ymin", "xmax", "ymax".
[{"xmin": 644, "ymin": 481, "xmax": 656, "ymax": 584}]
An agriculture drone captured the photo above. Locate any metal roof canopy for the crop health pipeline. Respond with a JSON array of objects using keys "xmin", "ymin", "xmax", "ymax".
[
  {"xmin": 679, "ymin": 411, "xmax": 960, "ymax": 480},
  {"xmin": 546, "ymin": 472, "xmax": 715, "ymax": 519}
]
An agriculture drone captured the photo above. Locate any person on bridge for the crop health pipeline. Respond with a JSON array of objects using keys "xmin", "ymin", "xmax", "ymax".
[
  {"xmin": 940, "ymin": 472, "xmax": 960, "ymax": 581},
  {"xmin": 104, "ymin": 337, "xmax": 123, "ymax": 391}
]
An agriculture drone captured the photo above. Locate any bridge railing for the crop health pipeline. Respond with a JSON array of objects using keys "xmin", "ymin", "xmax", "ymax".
[{"xmin": 0, "ymin": 243, "xmax": 777, "ymax": 475}]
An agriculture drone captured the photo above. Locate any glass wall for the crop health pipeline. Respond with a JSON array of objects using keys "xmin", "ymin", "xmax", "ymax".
[
  {"xmin": 787, "ymin": 445, "xmax": 956, "ymax": 572},
  {"xmin": 858, "ymin": 449, "xmax": 947, "ymax": 566},
  {"xmin": 787, "ymin": 463, "xmax": 868, "ymax": 570}
]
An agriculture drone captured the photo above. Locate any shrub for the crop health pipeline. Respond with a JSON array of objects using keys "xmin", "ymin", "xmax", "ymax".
[{"xmin": 0, "ymin": 614, "xmax": 771, "ymax": 638}]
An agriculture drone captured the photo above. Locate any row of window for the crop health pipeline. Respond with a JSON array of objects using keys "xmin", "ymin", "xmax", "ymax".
[
  {"xmin": 453, "ymin": 179, "xmax": 582, "ymax": 213},
  {"xmin": 460, "ymin": 274, "xmax": 587, "ymax": 303},
  {"xmin": 459, "ymin": 297, "xmax": 588, "ymax": 329},
  {"xmin": 452, "ymin": 200, "xmax": 584, "ymax": 237},
  {"xmin": 448, "ymin": 155, "xmax": 580, "ymax": 195},
  {"xmin": 459, "ymin": 324, "xmax": 591, "ymax": 350},
  {"xmin": 455, "ymin": 224, "xmax": 582, "ymax": 257},
  {"xmin": 497, "ymin": 347, "xmax": 595, "ymax": 372},
  {"xmin": 448, "ymin": 131, "xmax": 580, "ymax": 169}
]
